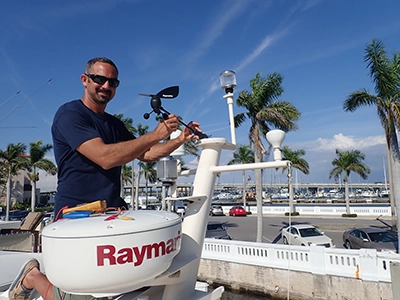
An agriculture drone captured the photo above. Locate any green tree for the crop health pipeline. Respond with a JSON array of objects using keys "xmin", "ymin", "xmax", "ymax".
[
  {"xmin": 122, "ymin": 164, "xmax": 133, "ymax": 186},
  {"xmin": 133, "ymin": 123, "xmax": 149, "ymax": 209},
  {"xmin": 0, "ymin": 143, "xmax": 30, "ymax": 221},
  {"xmin": 343, "ymin": 39, "xmax": 400, "ymax": 232},
  {"xmin": 329, "ymin": 149, "xmax": 370, "ymax": 214},
  {"xmin": 26, "ymin": 141, "xmax": 57, "ymax": 211},
  {"xmin": 281, "ymin": 146, "xmax": 309, "ymax": 213},
  {"xmin": 235, "ymin": 72, "xmax": 301, "ymax": 242},
  {"xmin": 228, "ymin": 145, "xmax": 254, "ymax": 211},
  {"xmin": 138, "ymin": 161, "xmax": 157, "ymax": 207}
]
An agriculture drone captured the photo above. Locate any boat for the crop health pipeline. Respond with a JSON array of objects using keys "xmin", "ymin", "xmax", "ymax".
[{"xmin": 0, "ymin": 86, "xmax": 291, "ymax": 300}]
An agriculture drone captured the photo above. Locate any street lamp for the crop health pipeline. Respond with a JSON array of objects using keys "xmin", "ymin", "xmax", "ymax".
[{"xmin": 220, "ymin": 70, "xmax": 237, "ymax": 145}]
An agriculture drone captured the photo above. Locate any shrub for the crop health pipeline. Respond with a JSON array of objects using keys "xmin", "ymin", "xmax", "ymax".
[
  {"xmin": 342, "ymin": 213, "xmax": 357, "ymax": 218},
  {"xmin": 285, "ymin": 212, "xmax": 300, "ymax": 216}
]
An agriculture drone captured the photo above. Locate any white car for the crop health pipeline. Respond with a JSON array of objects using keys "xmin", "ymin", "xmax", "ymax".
[{"xmin": 282, "ymin": 224, "xmax": 335, "ymax": 247}]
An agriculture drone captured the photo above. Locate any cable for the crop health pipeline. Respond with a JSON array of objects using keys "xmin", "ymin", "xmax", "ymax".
[
  {"xmin": 0, "ymin": 79, "xmax": 52, "ymax": 124},
  {"xmin": 0, "ymin": 91, "xmax": 20, "ymax": 109}
]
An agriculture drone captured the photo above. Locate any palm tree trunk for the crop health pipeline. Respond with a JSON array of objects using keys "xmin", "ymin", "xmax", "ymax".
[
  {"xmin": 386, "ymin": 145, "xmax": 396, "ymax": 227},
  {"xmin": 344, "ymin": 180, "xmax": 350, "ymax": 214},
  {"xmin": 389, "ymin": 150, "xmax": 400, "ymax": 240},
  {"xmin": 131, "ymin": 160, "xmax": 135, "ymax": 209},
  {"xmin": 134, "ymin": 165, "xmax": 141, "ymax": 210},
  {"xmin": 6, "ymin": 174, "xmax": 11, "ymax": 221},
  {"xmin": 388, "ymin": 132, "xmax": 400, "ymax": 240},
  {"xmin": 145, "ymin": 174, "xmax": 149, "ymax": 208},
  {"xmin": 255, "ymin": 154, "xmax": 263, "ymax": 243},
  {"xmin": 31, "ymin": 180, "xmax": 36, "ymax": 212},
  {"xmin": 242, "ymin": 170, "xmax": 246, "ymax": 211}
]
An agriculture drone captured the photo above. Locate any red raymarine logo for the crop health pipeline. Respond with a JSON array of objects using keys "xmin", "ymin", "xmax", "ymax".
[{"xmin": 97, "ymin": 231, "xmax": 181, "ymax": 267}]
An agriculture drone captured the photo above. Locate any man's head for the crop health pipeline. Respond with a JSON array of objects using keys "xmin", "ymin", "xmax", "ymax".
[{"xmin": 81, "ymin": 57, "xmax": 119, "ymax": 110}]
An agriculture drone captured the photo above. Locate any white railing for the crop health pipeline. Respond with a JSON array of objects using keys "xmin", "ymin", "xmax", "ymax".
[
  {"xmin": 220, "ymin": 205, "xmax": 392, "ymax": 217},
  {"xmin": 202, "ymin": 239, "xmax": 399, "ymax": 282}
]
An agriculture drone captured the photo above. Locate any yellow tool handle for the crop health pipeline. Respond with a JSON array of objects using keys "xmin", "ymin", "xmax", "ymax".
[{"xmin": 62, "ymin": 200, "xmax": 107, "ymax": 214}]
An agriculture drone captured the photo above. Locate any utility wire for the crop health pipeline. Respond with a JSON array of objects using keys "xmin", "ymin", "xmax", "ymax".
[
  {"xmin": 0, "ymin": 91, "xmax": 21, "ymax": 109},
  {"xmin": 0, "ymin": 79, "xmax": 52, "ymax": 124}
]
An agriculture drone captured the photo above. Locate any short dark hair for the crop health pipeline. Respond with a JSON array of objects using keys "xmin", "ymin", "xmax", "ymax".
[{"xmin": 85, "ymin": 57, "xmax": 119, "ymax": 76}]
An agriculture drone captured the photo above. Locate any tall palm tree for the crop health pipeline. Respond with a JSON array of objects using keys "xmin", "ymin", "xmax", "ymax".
[
  {"xmin": 134, "ymin": 123, "xmax": 149, "ymax": 209},
  {"xmin": 281, "ymin": 146, "xmax": 310, "ymax": 213},
  {"xmin": 138, "ymin": 161, "xmax": 157, "ymax": 207},
  {"xmin": 0, "ymin": 143, "xmax": 30, "ymax": 221},
  {"xmin": 235, "ymin": 72, "xmax": 301, "ymax": 242},
  {"xmin": 114, "ymin": 114, "xmax": 137, "ymax": 202},
  {"xmin": 26, "ymin": 141, "xmax": 57, "ymax": 211},
  {"xmin": 228, "ymin": 145, "xmax": 255, "ymax": 211},
  {"xmin": 343, "ymin": 39, "xmax": 400, "ymax": 233},
  {"xmin": 329, "ymin": 149, "xmax": 370, "ymax": 214},
  {"xmin": 122, "ymin": 164, "xmax": 133, "ymax": 186}
]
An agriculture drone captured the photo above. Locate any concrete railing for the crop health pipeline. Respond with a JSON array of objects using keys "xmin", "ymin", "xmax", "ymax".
[
  {"xmin": 202, "ymin": 239, "xmax": 398, "ymax": 282},
  {"xmin": 199, "ymin": 239, "xmax": 398, "ymax": 299},
  {"xmin": 221, "ymin": 205, "xmax": 392, "ymax": 217}
]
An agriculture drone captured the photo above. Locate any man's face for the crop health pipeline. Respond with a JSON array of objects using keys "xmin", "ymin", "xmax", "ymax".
[{"xmin": 82, "ymin": 62, "xmax": 118, "ymax": 105}]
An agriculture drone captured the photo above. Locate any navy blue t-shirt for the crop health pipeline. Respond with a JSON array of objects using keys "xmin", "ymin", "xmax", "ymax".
[{"xmin": 51, "ymin": 100, "xmax": 135, "ymax": 217}]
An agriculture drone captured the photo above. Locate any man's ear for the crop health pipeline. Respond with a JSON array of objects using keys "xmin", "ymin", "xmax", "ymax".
[{"xmin": 81, "ymin": 74, "xmax": 88, "ymax": 87}]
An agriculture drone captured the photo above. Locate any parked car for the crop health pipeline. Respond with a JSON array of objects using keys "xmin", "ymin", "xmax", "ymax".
[
  {"xmin": 0, "ymin": 210, "xmax": 31, "ymax": 221},
  {"xmin": 206, "ymin": 221, "xmax": 231, "ymax": 240},
  {"xmin": 175, "ymin": 206, "xmax": 186, "ymax": 215},
  {"xmin": 342, "ymin": 227, "xmax": 398, "ymax": 253},
  {"xmin": 209, "ymin": 205, "xmax": 224, "ymax": 216},
  {"xmin": 144, "ymin": 204, "xmax": 158, "ymax": 210},
  {"xmin": 228, "ymin": 206, "xmax": 246, "ymax": 217},
  {"xmin": 282, "ymin": 224, "xmax": 335, "ymax": 247}
]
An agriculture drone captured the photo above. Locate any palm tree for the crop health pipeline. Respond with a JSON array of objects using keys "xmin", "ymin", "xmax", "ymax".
[
  {"xmin": 122, "ymin": 164, "xmax": 133, "ymax": 186},
  {"xmin": 134, "ymin": 123, "xmax": 149, "ymax": 209},
  {"xmin": 114, "ymin": 114, "xmax": 137, "ymax": 202},
  {"xmin": 138, "ymin": 161, "xmax": 157, "ymax": 207},
  {"xmin": 343, "ymin": 39, "xmax": 400, "ymax": 232},
  {"xmin": 0, "ymin": 143, "xmax": 30, "ymax": 221},
  {"xmin": 281, "ymin": 146, "xmax": 310, "ymax": 213},
  {"xmin": 329, "ymin": 149, "xmax": 370, "ymax": 214},
  {"xmin": 235, "ymin": 72, "xmax": 301, "ymax": 242},
  {"xmin": 26, "ymin": 141, "xmax": 57, "ymax": 211},
  {"xmin": 228, "ymin": 145, "xmax": 255, "ymax": 211}
]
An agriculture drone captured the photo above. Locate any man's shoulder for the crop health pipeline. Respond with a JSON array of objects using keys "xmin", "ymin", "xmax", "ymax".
[{"xmin": 57, "ymin": 99, "xmax": 83, "ymax": 112}]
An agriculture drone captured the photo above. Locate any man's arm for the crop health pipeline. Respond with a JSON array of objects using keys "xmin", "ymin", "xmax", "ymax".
[
  {"xmin": 76, "ymin": 115, "xmax": 201, "ymax": 169},
  {"xmin": 140, "ymin": 120, "xmax": 201, "ymax": 161}
]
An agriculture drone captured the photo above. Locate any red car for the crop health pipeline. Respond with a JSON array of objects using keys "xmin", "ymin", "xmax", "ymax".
[{"xmin": 229, "ymin": 206, "xmax": 247, "ymax": 216}]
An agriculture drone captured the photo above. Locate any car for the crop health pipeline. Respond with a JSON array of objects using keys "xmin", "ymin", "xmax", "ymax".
[
  {"xmin": 209, "ymin": 205, "xmax": 224, "ymax": 216},
  {"xmin": 175, "ymin": 206, "xmax": 186, "ymax": 215},
  {"xmin": 282, "ymin": 224, "xmax": 335, "ymax": 247},
  {"xmin": 0, "ymin": 210, "xmax": 31, "ymax": 221},
  {"xmin": 144, "ymin": 204, "xmax": 158, "ymax": 210},
  {"xmin": 342, "ymin": 227, "xmax": 398, "ymax": 253},
  {"xmin": 206, "ymin": 221, "xmax": 231, "ymax": 240},
  {"xmin": 228, "ymin": 206, "xmax": 246, "ymax": 217}
]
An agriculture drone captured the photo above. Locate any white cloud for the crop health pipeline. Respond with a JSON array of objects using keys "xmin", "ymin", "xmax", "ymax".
[
  {"xmin": 36, "ymin": 170, "xmax": 57, "ymax": 191},
  {"xmin": 314, "ymin": 133, "xmax": 385, "ymax": 151}
]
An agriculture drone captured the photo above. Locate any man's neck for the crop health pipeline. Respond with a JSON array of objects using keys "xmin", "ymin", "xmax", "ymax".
[{"xmin": 81, "ymin": 97, "xmax": 106, "ymax": 114}]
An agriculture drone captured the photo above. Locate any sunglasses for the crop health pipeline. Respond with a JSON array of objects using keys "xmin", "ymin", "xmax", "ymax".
[{"xmin": 85, "ymin": 73, "xmax": 120, "ymax": 88}]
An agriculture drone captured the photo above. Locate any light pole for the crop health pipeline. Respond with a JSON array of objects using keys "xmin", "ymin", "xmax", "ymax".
[{"xmin": 220, "ymin": 70, "xmax": 237, "ymax": 145}]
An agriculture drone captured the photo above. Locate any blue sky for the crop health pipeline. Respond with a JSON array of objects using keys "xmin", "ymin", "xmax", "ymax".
[{"xmin": 1, "ymin": 0, "xmax": 399, "ymax": 190}]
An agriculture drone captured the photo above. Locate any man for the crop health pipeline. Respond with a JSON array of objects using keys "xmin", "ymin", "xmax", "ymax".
[{"xmin": 9, "ymin": 57, "xmax": 202, "ymax": 300}]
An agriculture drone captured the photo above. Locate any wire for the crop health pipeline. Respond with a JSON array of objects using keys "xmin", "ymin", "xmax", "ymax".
[
  {"xmin": 0, "ymin": 91, "xmax": 20, "ymax": 109},
  {"xmin": 0, "ymin": 79, "xmax": 52, "ymax": 124}
]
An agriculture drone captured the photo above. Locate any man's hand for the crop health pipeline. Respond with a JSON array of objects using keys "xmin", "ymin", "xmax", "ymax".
[
  {"xmin": 154, "ymin": 114, "xmax": 180, "ymax": 140},
  {"xmin": 180, "ymin": 120, "xmax": 202, "ymax": 142}
]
